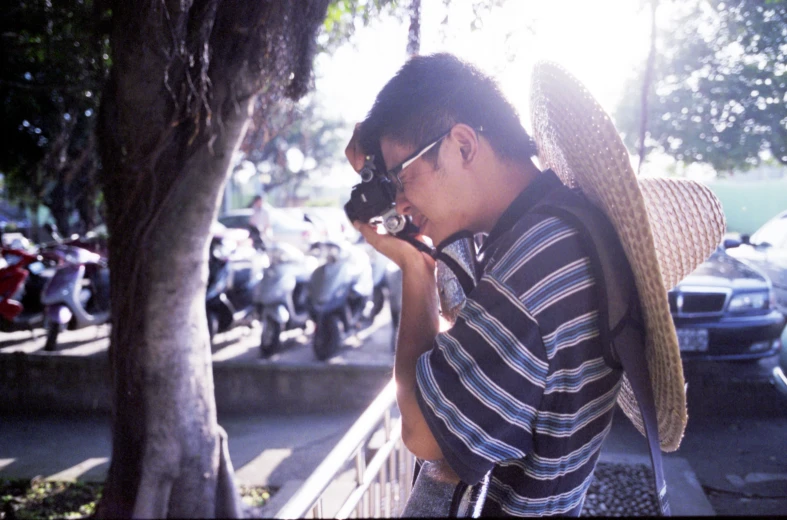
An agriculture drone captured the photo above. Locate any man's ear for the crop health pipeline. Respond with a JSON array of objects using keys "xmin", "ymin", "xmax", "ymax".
[{"xmin": 450, "ymin": 124, "xmax": 479, "ymax": 164}]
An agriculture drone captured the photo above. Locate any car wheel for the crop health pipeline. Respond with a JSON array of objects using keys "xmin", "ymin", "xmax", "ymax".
[
  {"xmin": 260, "ymin": 317, "xmax": 281, "ymax": 358},
  {"xmin": 313, "ymin": 314, "xmax": 342, "ymax": 361}
]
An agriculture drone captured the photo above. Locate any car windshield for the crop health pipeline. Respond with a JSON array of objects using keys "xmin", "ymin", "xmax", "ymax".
[
  {"xmin": 750, "ymin": 215, "xmax": 787, "ymax": 248},
  {"xmin": 219, "ymin": 214, "xmax": 251, "ymax": 230}
]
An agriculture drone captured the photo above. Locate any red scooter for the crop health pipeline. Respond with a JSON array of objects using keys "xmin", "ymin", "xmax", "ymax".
[{"xmin": 0, "ymin": 248, "xmax": 59, "ymax": 333}]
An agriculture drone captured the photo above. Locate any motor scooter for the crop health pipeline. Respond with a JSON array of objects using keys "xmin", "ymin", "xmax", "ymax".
[
  {"xmin": 308, "ymin": 240, "xmax": 374, "ymax": 361},
  {"xmin": 206, "ymin": 231, "xmax": 267, "ymax": 344},
  {"xmin": 40, "ymin": 245, "xmax": 111, "ymax": 351},
  {"xmin": 257, "ymin": 241, "xmax": 320, "ymax": 357},
  {"xmin": 385, "ymin": 263, "xmax": 403, "ymax": 352},
  {"xmin": 365, "ymin": 243, "xmax": 393, "ymax": 320},
  {"xmin": 0, "ymin": 248, "xmax": 58, "ymax": 333}
]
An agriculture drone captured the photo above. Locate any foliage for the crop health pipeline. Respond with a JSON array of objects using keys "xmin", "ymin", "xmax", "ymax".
[
  {"xmin": 615, "ymin": 0, "xmax": 787, "ymax": 173},
  {"xmin": 238, "ymin": 95, "xmax": 347, "ymax": 197},
  {"xmin": 321, "ymin": 0, "xmax": 399, "ymax": 52},
  {"xmin": 0, "ymin": 0, "xmax": 110, "ymax": 234},
  {"xmin": 0, "ymin": 478, "xmax": 274, "ymax": 519},
  {"xmin": 0, "ymin": 478, "xmax": 102, "ymax": 520}
]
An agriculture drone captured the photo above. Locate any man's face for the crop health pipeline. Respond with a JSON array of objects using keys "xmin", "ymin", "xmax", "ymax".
[{"xmin": 380, "ymin": 134, "xmax": 461, "ymax": 245}]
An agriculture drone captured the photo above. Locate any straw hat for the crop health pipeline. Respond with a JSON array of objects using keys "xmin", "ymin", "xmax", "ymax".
[{"xmin": 529, "ymin": 62, "xmax": 726, "ymax": 451}]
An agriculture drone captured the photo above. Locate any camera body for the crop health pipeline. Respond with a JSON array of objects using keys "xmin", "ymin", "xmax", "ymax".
[{"xmin": 344, "ymin": 156, "xmax": 411, "ymax": 235}]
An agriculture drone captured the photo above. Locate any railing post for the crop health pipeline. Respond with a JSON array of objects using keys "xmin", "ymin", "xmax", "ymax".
[
  {"xmin": 274, "ymin": 380, "xmax": 408, "ymax": 519},
  {"xmin": 312, "ymin": 498, "xmax": 323, "ymax": 519},
  {"xmin": 382, "ymin": 450, "xmax": 391, "ymax": 518},
  {"xmin": 377, "ymin": 479, "xmax": 384, "ymax": 517},
  {"xmin": 355, "ymin": 447, "xmax": 367, "ymax": 485}
]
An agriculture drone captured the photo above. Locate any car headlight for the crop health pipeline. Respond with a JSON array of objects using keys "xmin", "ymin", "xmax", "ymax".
[{"xmin": 728, "ymin": 290, "xmax": 770, "ymax": 312}]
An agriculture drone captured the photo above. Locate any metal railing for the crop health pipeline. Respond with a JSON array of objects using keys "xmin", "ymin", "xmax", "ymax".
[{"xmin": 274, "ymin": 379, "xmax": 415, "ymax": 519}]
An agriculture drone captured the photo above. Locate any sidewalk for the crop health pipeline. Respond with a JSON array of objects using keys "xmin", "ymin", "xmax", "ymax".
[
  {"xmin": 0, "ymin": 309, "xmax": 728, "ymax": 517},
  {"xmin": 0, "ymin": 411, "xmax": 360, "ymax": 489},
  {"xmin": 0, "ymin": 409, "xmax": 717, "ymax": 517},
  {"xmin": 0, "ymin": 310, "xmax": 396, "ymax": 415}
]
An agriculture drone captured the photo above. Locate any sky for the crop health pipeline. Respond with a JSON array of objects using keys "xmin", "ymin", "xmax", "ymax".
[{"xmin": 309, "ymin": 0, "xmax": 658, "ymax": 189}]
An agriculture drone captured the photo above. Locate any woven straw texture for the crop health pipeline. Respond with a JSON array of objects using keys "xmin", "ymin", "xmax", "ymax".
[{"xmin": 530, "ymin": 62, "xmax": 725, "ymax": 451}]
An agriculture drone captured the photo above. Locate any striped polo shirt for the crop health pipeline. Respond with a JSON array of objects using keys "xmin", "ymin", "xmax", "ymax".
[{"xmin": 415, "ymin": 171, "xmax": 624, "ymax": 517}]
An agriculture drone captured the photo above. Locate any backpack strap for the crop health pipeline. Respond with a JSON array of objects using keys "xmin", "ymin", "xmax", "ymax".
[{"xmin": 532, "ymin": 191, "xmax": 671, "ymax": 516}]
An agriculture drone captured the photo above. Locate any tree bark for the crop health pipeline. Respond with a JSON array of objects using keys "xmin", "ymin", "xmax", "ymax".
[{"xmin": 95, "ymin": 1, "xmax": 329, "ymax": 517}]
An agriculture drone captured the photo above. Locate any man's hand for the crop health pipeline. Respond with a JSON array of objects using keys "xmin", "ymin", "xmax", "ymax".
[
  {"xmin": 347, "ymin": 125, "xmax": 445, "ymax": 464},
  {"xmin": 345, "ymin": 123, "xmax": 367, "ymax": 173},
  {"xmin": 353, "ymin": 221, "xmax": 434, "ymax": 274}
]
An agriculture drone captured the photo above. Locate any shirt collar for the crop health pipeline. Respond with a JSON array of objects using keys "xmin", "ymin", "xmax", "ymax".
[{"xmin": 478, "ymin": 169, "xmax": 563, "ymax": 258}]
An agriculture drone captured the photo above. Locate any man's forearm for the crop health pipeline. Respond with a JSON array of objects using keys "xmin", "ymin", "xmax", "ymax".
[{"xmin": 395, "ymin": 257, "xmax": 444, "ymax": 460}]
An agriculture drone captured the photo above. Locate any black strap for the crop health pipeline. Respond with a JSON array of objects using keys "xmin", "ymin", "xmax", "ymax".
[
  {"xmin": 613, "ymin": 326, "xmax": 672, "ymax": 515},
  {"xmin": 532, "ymin": 197, "xmax": 671, "ymax": 516}
]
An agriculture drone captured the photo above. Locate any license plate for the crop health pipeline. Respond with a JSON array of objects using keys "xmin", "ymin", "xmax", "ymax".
[{"xmin": 677, "ymin": 328, "xmax": 709, "ymax": 352}]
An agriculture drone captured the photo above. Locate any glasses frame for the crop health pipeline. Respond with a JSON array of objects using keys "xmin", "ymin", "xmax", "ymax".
[
  {"xmin": 384, "ymin": 126, "xmax": 484, "ymax": 192},
  {"xmin": 385, "ymin": 131, "xmax": 450, "ymax": 192}
]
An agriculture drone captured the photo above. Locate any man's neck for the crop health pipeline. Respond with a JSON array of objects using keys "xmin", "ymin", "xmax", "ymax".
[{"xmin": 473, "ymin": 159, "xmax": 541, "ymax": 234}]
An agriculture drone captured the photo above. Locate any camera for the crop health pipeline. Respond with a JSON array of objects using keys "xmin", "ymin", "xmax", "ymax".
[{"xmin": 344, "ymin": 156, "xmax": 412, "ymax": 235}]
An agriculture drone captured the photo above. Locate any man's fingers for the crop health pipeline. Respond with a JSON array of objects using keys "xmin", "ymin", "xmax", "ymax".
[{"xmin": 345, "ymin": 123, "xmax": 366, "ymax": 173}]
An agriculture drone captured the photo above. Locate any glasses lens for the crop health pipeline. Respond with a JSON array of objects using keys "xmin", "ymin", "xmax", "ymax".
[{"xmin": 386, "ymin": 171, "xmax": 403, "ymax": 191}]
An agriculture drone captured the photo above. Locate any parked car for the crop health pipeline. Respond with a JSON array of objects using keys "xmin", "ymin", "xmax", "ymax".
[
  {"xmin": 670, "ymin": 248, "xmax": 785, "ymax": 362},
  {"xmin": 218, "ymin": 208, "xmax": 317, "ymax": 252},
  {"xmin": 725, "ymin": 210, "xmax": 787, "ymax": 316}
]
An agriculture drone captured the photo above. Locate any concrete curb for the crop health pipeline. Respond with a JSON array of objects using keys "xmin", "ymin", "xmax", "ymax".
[{"xmin": 0, "ymin": 351, "xmax": 392, "ymax": 414}]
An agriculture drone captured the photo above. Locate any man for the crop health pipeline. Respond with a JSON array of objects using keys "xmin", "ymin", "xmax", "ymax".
[
  {"xmin": 346, "ymin": 54, "xmax": 724, "ymax": 516},
  {"xmin": 248, "ymin": 194, "xmax": 273, "ymax": 245},
  {"xmin": 346, "ymin": 53, "xmax": 618, "ymax": 516}
]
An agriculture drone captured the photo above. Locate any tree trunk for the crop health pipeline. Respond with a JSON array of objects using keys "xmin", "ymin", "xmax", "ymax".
[
  {"xmin": 638, "ymin": 0, "xmax": 658, "ymax": 175},
  {"xmin": 97, "ymin": 73, "xmax": 250, "ymax": 520},
  {"xmin": 407, "ymin": 0, "xmax": 421, "ymax": 57},
  {"xmin": 94, "ymin": 1, "xmax": 329, "ymax": 517}
]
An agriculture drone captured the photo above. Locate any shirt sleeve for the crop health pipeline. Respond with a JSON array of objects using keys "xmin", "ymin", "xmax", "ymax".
[{"xmin": 415, "ymin": 271, "xmax": 549, "ymax": 485}]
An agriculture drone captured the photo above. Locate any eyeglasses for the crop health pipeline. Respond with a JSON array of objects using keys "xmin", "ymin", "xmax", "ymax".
[
  {"xmin": 384, "ymin": 126, "xmax": 483, "ymax": 192},
  {"xmin": 385, "ymin": 131, "xmax": 450, "ymax": 192}
]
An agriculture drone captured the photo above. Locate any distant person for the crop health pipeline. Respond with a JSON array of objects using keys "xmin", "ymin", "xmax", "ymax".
[{"xmin": 248, "ymin": 195, "xmax": 272, "ymax": 247}]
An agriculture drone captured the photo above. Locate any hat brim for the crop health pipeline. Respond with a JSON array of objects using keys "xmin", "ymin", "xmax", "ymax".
[{"xmin": 530, "ymin": 62, "xmax": 725, "ymax": 451}]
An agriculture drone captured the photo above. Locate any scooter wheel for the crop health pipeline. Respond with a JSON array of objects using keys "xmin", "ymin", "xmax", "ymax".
[
  {"xmin": 313, "ymin": 315, "xmax": 342, "ymax": 361},
  {"xmin": 390, "ymin": 310, "xmax": 400, "ymax": 353},
  {"xmin": 260, "ymin": 317, "xmax": 281, "ymax": 358},
  {"xmin": 44, "ymin": 323, "xmax": 60, "ymax": 352},
  {"xmin": 207, "ymin": 311, "xmax": 220, "ymax": 345},
  {"xmin": 371, "ymin": 285, "xmax": 386, "ymax": 319}
]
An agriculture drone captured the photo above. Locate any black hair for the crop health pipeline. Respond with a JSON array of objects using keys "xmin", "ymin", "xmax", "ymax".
[
  {"xmin": 358, "ymin": 53, "xmax": 537, "ymax": 169},
  {"xmin": 248, "ymin": 195, "xmax": 263, "ymax": 208}
]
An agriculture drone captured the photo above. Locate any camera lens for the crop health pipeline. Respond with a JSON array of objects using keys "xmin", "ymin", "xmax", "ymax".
[
  {"xmin": 360, "ymin": 166, "xmax": 374, "ymax": 183},
  {"xmin": 384, "ymin": 214, "xmax": 406, "ymax": 234}
]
